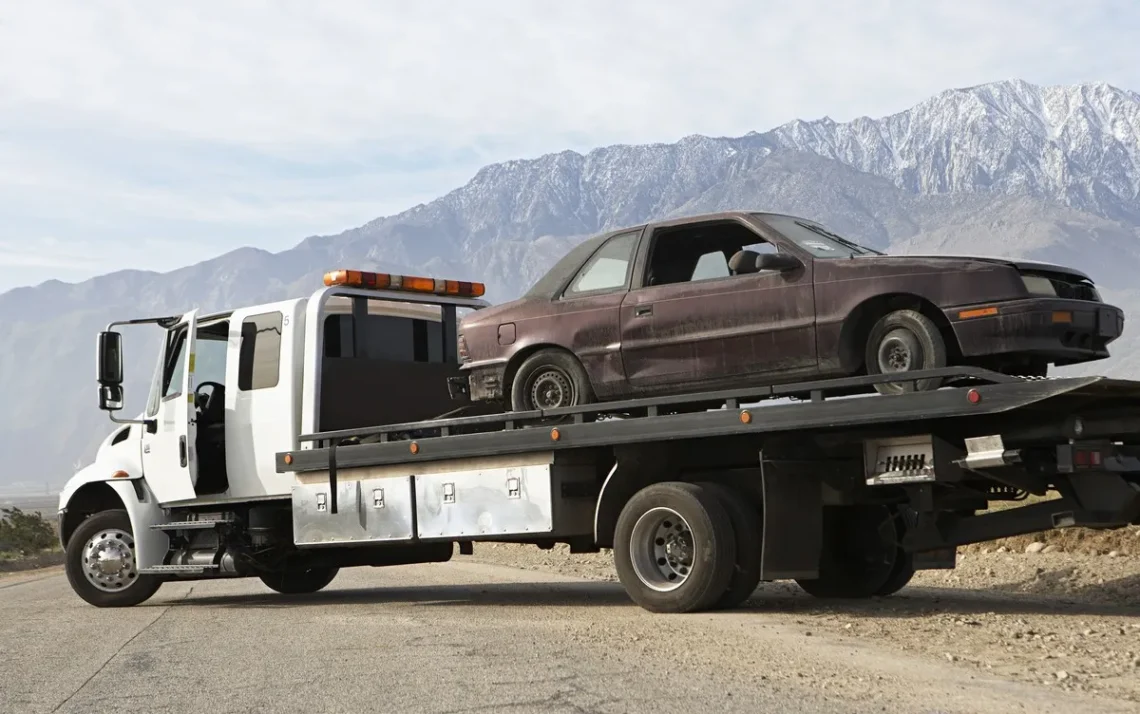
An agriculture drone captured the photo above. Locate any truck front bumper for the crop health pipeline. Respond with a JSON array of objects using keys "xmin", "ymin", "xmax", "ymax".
[{"xmin": 947, "ymin": 298, "xmax": 1124, "ymax": 365}]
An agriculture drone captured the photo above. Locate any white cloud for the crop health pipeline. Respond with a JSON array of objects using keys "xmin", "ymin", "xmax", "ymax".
[{"xmin": 0, "ymin": 0, "xmax": 1138, "ymax": 291}]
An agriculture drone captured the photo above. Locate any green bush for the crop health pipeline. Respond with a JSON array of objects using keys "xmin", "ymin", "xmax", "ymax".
[{"xmin": 0, "ymin": 507, "xmax": 56, "ymax": 555}]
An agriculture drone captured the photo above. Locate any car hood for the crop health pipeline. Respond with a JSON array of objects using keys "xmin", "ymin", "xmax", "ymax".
[{"xmin": 868, "ymin": 254, "xmax": 1092, "ymax": 282}]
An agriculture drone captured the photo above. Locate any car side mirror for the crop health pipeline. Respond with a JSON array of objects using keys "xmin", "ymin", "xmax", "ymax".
[
  {"xmin": 755, "ymin": 252, "xmax": 802, "ymax": 272},
  {"xmin": 97, "ymin": 331, "xmax": 124, "ymax": 386}
]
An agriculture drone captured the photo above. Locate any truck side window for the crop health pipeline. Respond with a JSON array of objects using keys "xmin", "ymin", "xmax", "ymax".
[
  {"xmin": 238, "ymin": 311, "xmax": 283, "ymax": 391},
  {"xmin": 161, "ymin": 329, "xmax": 189, "ymax": 399}
]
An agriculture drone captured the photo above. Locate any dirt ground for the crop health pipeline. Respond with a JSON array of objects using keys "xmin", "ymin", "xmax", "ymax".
[{"xmin": 467, "ymin": 540, "xmax": 1140, "ymax": 703}]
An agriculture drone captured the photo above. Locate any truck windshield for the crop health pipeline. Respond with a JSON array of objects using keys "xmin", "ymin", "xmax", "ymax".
[{"xmin": 757, "ymin": 214, "xmax": 884, "ymax": 258}]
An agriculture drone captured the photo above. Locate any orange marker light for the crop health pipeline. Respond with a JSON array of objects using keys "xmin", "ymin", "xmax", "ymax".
[
  {"xmin": 740, "ymin": 410, "xmax": 752, "ymax": 424},
  {"xmin": 550, "ymin": 428, "xmax": 561, "ymax": 441},
  {"xmin": 410, "ymin": 442, "xmax": 420, "ymax": 454},
  {"xmin": 958, "ymin": 306, "xmax": 998, "ymax": 320},
  {"xmin": 1052, "ymin": 311, "xmax": 1073, "ymax": 324},
  {"xmin": 111, "ymin": 470, "xmax": 129, "ymax": 479},
  {"xmin": 323, "ymin": 269, "xmax": 485, "ymax": 298},
  {"xmin": 283, "ymin": 454, "xmax": 293, "ymax": 465}
]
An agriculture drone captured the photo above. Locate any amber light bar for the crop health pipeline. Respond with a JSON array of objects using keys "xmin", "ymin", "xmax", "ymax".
[{"xmin": 323, "ymin": 269, "xmax": 486, "ymax": 298}]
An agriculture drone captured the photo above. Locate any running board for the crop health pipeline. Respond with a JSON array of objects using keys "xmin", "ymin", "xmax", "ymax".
[
  {"xmin": 139, "ymin": 564, "xmax": 220, "ymax": 575},
  {"xmin": 149, "ymin": 519, "xmax": 233, "ymax": 531}
]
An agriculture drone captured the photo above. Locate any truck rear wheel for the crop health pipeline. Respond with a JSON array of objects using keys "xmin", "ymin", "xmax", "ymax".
[
  {"xmin": 697, "ymin": 482, "xmax": 764, "ymax": 610},
  {"xmin": 65, "ymin": 509, "xmax": 162, "ymax": 608},
  {"xmin": 613, "ymin": 482, "xmax": 736, "ymax": 613},
  {"xmin": 795, "ymin": 505, "xmax": 899, "ymax": 599},
  {"xmin": 259, "ymin": 566, "xmax": 340, "ymax": 595}
]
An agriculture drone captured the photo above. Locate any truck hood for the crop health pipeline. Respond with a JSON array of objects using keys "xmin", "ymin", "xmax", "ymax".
[{"xmin": 873, "ymin": 254, "xmax": 1093, "ymax": 282}]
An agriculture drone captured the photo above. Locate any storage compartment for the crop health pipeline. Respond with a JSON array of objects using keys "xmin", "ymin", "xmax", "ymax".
[{"xmin": 292, "ymin": 474, "xmax": 416, "ymax": 546}]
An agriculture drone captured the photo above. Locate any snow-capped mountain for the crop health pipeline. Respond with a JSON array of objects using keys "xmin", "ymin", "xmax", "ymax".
[{"xmin": 3, "ymin": 78, "xmax": 1140, "ymax": 489}]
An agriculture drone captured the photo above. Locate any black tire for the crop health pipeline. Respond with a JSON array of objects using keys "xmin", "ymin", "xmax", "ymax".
[
  {"xmin": 865, "ymin": 309, "xmax": 947, "ymax": 395},
  {"xmin": 65, "ymin": 509, "xmax": 162, "ymax": 608},
  {"xmin": 613, "ymin": 482, "xmax": 737, "ymax": 613},
  {"xmin": 510, "ymin": 348, "xmax": 595, "ymax": 413},
  {"xmin": 874, "ymin": 507, "xmax": 916, "ymax": 597},
  {"xmin": 259, "ymin": 566, "xmax": 340, "ymax": 595},
  {"xmin": 795, "ymin": 505, "xmax": 899, "ymax": 599},
  {"xmin": 697, "ymin": 482, "xmax": 764, "ymax": 610}
]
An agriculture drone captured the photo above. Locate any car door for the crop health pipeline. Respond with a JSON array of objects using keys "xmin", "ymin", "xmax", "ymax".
[
  {"xmin": 140, "ymin": 309, "xmax": 199, "ymax": 503},
  {"xmin": 620, "ymin": 222, "xmax": 816, "ymax": 391}
]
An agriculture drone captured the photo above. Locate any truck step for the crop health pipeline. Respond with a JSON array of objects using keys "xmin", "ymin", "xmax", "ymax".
[
  {"xmin": 150, "ymin": 519, "xmax": 232, "ymax": 531},
  {"xmin": 139, "ymin": 564, "xmax": 220, "ymax": 575}
]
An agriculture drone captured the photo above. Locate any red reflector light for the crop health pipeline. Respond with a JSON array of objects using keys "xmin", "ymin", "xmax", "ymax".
[
  {"xmin": 967, "ymin": 388, "xmax": 982, "ymax": 404},
  {"xmin": 1074, "ymin": 449, "xmax": 1102, "ymax": 467},
  {"xmin": 324, "ymin": 269, "xmax": 485, "ymax": 298}
]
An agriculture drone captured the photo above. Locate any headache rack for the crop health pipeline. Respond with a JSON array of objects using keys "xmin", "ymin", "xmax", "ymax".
[{"xmin": 276, "ymin": 366, "xmax": 1140, "ymax": 475}]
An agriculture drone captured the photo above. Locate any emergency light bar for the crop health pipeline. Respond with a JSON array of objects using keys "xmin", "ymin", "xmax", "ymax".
[{"xmin": 323, "ymin": 269, "xmax": 486, "ymax": 298}]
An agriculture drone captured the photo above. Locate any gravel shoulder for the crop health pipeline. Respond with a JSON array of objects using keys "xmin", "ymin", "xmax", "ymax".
[{"xmin": 467, "ymin": 543, "xmax": 1140, "ymax": 704}]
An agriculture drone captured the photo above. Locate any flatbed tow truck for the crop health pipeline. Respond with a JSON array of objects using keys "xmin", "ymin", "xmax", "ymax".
[{"xmin": 59, "ymin": 269, "xmax": 1140, "ymax": 613}]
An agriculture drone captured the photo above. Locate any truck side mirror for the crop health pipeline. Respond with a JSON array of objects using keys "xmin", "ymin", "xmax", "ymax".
[
  {"xmin": 99, "ymin": 384, "xmax": 124, "ymax": 412},
  {"xmin": 97, "ymin": 331, "xmax": 124, "ymax": 386}
]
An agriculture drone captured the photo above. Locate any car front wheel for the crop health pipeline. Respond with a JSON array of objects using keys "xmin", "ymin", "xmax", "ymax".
[
  {"xmin": 510, "ymin": 348, "xmax": 595, "ymax": 412},
  {"xmin": 865, "ymin": 309, "xmax": 947, "ymax": 395}
]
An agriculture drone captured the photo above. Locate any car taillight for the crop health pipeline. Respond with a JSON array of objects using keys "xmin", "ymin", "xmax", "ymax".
[{"xmin": 457, "ymin": 335, "xmax": 469, "ymax": 361}]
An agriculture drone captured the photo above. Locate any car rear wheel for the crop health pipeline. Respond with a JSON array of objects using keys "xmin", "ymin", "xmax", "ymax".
[
  {"xmin": 865, "ymin": 309, "xmax": 947, "ymax": 395},
  {"xmin": 510, "ymin": 348, "xmax": 595, "ymax": 412}
]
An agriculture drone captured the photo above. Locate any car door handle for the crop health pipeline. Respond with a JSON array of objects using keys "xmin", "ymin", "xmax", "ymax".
[{"xmin": 634, "ymin": 306, "xmax": 653, "ymax": 317}]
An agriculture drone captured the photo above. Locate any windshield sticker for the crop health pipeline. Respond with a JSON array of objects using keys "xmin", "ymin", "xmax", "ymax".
[{"xmin": 804, "ymin": 241, "xmax": 836, "ymax": 251}]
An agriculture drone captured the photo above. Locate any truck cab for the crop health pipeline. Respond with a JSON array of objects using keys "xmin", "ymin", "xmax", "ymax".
[{"xmin": 58, "ymin": 270, "xmax": 488, "ymax": 606}]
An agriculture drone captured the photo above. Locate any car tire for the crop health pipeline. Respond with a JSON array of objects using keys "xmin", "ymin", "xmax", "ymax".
[
  {"xmin": 510, "ymin": 348, "xmax": 596, "ymax": 412},
  {"xmin": 259, "ymin": 566, "xmax": 340, "ymax": 595},
  {"xmin": 613, "ymin": 481, "xmax": 737, "ymax": 613},
  {"xmin": 696, "ymin": 481, "xmax": 764, "ymax": 610},
  {"xmin": 65, "ymin": 509, "xmax": 163, "ymax": 608},
  {"xmin": 865, "ymin": 309, "xmax": 947, "ymax": 395}
]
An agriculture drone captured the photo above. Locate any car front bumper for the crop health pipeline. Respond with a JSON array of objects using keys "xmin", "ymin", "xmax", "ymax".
[{"xmin": 946, "ymin": 298, "xmax": 1124, "ymax": 365}]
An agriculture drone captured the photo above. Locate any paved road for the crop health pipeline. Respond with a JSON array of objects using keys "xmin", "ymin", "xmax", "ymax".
[{"xmin": 1, "ymin": 561, "xmax": 1134, "ymax": 714}]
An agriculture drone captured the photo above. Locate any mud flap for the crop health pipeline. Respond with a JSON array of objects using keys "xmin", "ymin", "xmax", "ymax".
[{"xmin": 759, "ymin": 458, "xmax": 822, "ymax": 580}]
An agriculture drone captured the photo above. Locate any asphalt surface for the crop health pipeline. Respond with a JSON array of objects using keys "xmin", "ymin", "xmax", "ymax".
[{"xmin": 1, "ymin": 560, "xmax": 1136, "ymax": 714}]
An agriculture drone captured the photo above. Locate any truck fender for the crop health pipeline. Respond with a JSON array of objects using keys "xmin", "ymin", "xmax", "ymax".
[{"xmin": 58, "ymin": 464, "xmax": 169, "ymax": 571}]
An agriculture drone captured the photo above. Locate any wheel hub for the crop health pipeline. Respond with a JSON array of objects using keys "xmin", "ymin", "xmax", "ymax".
[
  {"xmin": 629, "ymin": 508, "xmax": 696, "ymax": 592},
  {"xmin": 530, "ymin": 370, "xmax": 573, "ymax": 409},
  {"xmin": 82, "ymin": 529, "xmax": 138, "ymax": 592},
  {"xmin": 878, "ymin": 329, "xmax": 921, "ymax": 374}
]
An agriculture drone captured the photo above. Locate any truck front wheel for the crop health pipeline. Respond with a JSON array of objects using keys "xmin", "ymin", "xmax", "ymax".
[
  {"xmin": 65, "ymin": 509, "xmax": 162, "ymax": 608},
  {"xmin": 613, "ymin": 482, "xmax": 737, "ymax": 613},
  {"xmin": 259, "ymin": 566, "xmax": 340, "ymax": 595}
]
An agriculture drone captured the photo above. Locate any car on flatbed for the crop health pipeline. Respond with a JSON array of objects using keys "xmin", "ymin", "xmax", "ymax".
[{"xmin": 456, "ymin": 210, "xmax": 1124, "ymax": 411}]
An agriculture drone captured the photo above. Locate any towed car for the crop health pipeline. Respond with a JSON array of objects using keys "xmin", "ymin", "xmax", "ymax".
[{"xmin": 457, "ymin": 210, "xmax": 1124, "ymax": 411}]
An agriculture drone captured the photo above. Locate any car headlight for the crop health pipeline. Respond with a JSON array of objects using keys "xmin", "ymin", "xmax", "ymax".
[{"xmin": 1021, "ymin": 275, "xmax": 1057, "ymax": 297}]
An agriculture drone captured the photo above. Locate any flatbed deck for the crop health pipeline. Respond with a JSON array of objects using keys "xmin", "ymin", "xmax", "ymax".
[{"xmin": 276, "ymin": 367, "xmax": 1140, "ymax": 474}]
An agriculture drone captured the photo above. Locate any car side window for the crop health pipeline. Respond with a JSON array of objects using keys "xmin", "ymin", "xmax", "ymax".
[
  {"xmin": 690, "ymin": 242, "xmax": 778, "ymax": 281},
  {"xmin": 563, "ymin": 230, "xmax": 640, "ymax": 297}
]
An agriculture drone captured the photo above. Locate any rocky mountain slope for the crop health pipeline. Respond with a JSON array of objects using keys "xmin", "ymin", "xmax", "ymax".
[{"xmin": 3, "ymin": 79, "xmax": 1139, "ymax": 489}]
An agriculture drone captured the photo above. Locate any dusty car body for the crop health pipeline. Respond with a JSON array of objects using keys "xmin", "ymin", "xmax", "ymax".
[{"xmin": 457, "ymin": 211, "xmax": 1124, "ymax": 410}]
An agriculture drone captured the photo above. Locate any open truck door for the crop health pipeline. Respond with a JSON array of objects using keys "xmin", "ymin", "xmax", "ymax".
[{"xmin": 141, "ymin": 308, "xmax": 199, "ymax": 503}]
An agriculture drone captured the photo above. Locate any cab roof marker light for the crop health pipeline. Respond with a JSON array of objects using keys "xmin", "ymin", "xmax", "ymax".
[{"xmin": 324, "ymin": 269, "xmax": 485, "ymax": 298}]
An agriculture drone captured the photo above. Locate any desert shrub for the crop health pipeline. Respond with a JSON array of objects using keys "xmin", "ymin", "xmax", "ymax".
[{"xmin": 0, "ymin": 507, "xmax": 56, "ymax": 555}]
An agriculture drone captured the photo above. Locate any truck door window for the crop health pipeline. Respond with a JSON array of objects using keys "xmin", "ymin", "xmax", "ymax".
[
  {"xmin": 238, "ymin": 311, "xmax": 283, "ymax": 390},
  {"xmin": 161, "ymin": 329, "xmax": 189, "ymax": 399}
]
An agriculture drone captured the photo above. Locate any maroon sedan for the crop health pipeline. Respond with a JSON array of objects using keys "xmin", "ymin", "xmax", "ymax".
[{"xmin": 457, "ymin": 211, "xmax": 1124, "ymax": 411}]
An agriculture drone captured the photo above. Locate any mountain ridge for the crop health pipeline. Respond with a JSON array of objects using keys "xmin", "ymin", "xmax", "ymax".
[{"xmin": 4, "ymin": 77, "xmax": 1140, "ymax": 490}]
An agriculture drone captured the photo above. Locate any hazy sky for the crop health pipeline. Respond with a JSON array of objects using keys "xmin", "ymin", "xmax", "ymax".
[{"xmin": 1, "ymin": 0, "xmax": 1138, "ymax": 293}]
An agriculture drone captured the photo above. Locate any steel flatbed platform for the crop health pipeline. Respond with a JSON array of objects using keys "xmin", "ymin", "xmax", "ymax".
[{"xmin": 276, "ymin": 367, "xmax": 1140, "ymax": 474}]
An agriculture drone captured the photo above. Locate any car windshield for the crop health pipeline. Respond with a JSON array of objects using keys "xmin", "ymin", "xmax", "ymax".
[{"xmin": 756, "ymin": 214, "xmax": 884, "ymax": 258}]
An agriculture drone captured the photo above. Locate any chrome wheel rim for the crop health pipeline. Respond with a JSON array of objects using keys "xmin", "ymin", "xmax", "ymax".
[
  {"xmin": 82, "ymin": 528, "xmax": 138, "ymax": 592},
  {"xmin": 530, "ymin": 369, "xmax": 573, "ymax": 409},
  {"xmin": 629, "ymin": 507, "xmax": 695, "ymax": 592}
]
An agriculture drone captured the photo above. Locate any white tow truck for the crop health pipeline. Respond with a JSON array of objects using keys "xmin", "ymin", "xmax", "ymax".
[{"xmin": 59, "ymin": 269, "xmax": 1140, "ymax": 613}]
